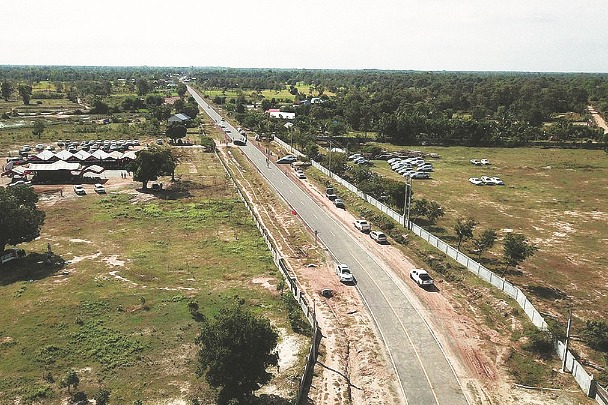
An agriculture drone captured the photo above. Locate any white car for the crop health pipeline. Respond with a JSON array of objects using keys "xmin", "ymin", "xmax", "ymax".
[
  {"xmin": 410, "ymin": 172, "xmax": 430, "ymax": 179},
  {"xmin": 370, "ymin": 230, "xmax": 387, "ymax": 244},
  {"xmin": 480, "ymin": 176, "xmax": 494, "ymax": 185},
  {"xmin": 469, "ymin": 177, "xmax": 484, "ymax": 185},
  {"xmin": 336, "ymin": 264, "xmax": 354, "ymax": 283},
  {"xmin": 410, "ymin": 268, "xmax": 434, "ymax": 287},
  {"xmin": 470, "ymin": 159, "xmax": 482, "ymax": 165},
  {"xmin": 354, "ymin": 219, "xmax": 371, "ymax": 233},
  {"xmin": 348, "ymin": 153, "xmax": 362, "ymax": 160},
  {"xmin": 296, "ymin": 171, "xmax": 306, "ymax": 179},
  {"xmin": 73, "ymin": 185, "xmax": 86, "ymax": 195},
  {"xmin": 94, "ymin": 184, "xmax": 106, "ymax": 194},
  {"xmin": 480, "ymin": 158, "xmax": 490, "ymax": 165},
  {"xmin": 490, "ymin": 177, "xmax": 504, "ymax": 185}
]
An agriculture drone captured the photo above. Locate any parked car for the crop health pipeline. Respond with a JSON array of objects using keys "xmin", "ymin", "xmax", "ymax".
[
  {"xmin": 348, "ymin": 153, "xmax": 362, "ymax": 160},
  {"xmin": 73, "ymin": 185, "xmax": 86, "ymax": 195},
  {"xmin": 469, "ymin": 177, "xmax": 484, "ymax": 185},
  {"xmin": 490, "ymin": 176, "xmax": 504, "ymax": 185},
  {"xmin": 1, "ymin": 248, "xmax": 26, "ymax": 264},
  {"xmin": 410, "ymin": 268, "xmax": 434, "ymax": 287},
  {"xmin": 296, "ymin": 171, "xmax": 306, "ymax": 179},
  {"xmin": 94, "ymin": 184, "xmax": 106, "ymax": 194},
  {"xmin": 470, "ymin": 159, "xmax": 481, "ymax": 165},
  {"xmin": 480, "ymin": 158, "xmax": 490, "ymax": 165},
  {"xmin": 370, "ymin": 230, "xmax": 387, "ymax": 244},
  {"xmin": 325, "ymin": 187, "xmax": 337, "ymax": 200},
  {"xmin": 277, "ymin": 155, "xmax": 297, "ymax": 164},
  {"xmin": 410, "ymin": 171, "xmax": 430, "ymax": 179},
  {"xmin": 480, "ymin": 176, "xmax": 494, "ymax": 185},
  {"xmin": 354, "ymin": 219, "xmax": 371, "ymax": 233},
  {"xmin": 336, "ymin": 264, "xmax": 354, "ymax": 283},
  {"xmin": 334, "ymin": 198, "xmax": 345, "ymax": 208},
  {"xmin": 418, "ymin": 164, "xmax": 434, "ymax": 172}
]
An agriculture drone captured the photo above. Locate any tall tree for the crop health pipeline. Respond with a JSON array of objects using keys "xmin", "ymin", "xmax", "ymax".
[
  {"xmin": 1, "ymin": 81, "xmax": 14, "ymax": 101},
  {"xmin": 176, "ymin": 82, "xmax": 187, "ymax": 97},
  {"xmin": 60, "ymin": 370, "xmax": 80, "ymax": 394},
  {"xmin": 136, "ymin": 78, "xmax": 151, "ymax": 96},
  {"xmin": 18, "ymin": 84, "xmax": 32, "ymax": 105},
  {"xmin": 0, "ymin": 186, "xmax": 46, "ymax": 252},
  {"xmin": 454, "ymin": 217, "xmax": 477, "ymax": 250},
  {"xmin": 127, "ymin": 146, "xmax": 176, "ymax": 189},
  {"xmin": 165, "ymin": 123, "xmax": 187, "ymax": 143},
  {"xmin": 196, "ymin": 300, "xmax": 278, "ymax": 404},
  {"xmin": 502, "ymin": 232, "xmax": 538, "ymax": 273}
]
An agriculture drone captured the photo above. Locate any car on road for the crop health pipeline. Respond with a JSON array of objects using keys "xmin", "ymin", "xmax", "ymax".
[
  {"xmin": 73, "ymin": 185, "xmax": 86, "ymax": 195},
  {"xmin": 469, "ymin": 177, "xmax": 484, "ymax": 185},
  {"xmin": 354, "ymin": 219, "xmax": 371, "ymax": 233},
  {"xmin": 336, "ymin": 263, "xmax": 354, "ymax": 283},
  {"xmin": 410, "ymin": 268, "xmax": 434, "ymax": 287},
  {"xmin": 94, "ymin": 184, "xmax": 106, "ymax": 194},
  {"xmin": 333, "ymin": 198, "xmax": 345, "ymax": 208},
  {"xmin": 277, "ymin": 155, "xmax": 297, "ymax": 164},
  {"xmin": 370, "ymin": 230, "xmax": 387, "ymax": 244}
]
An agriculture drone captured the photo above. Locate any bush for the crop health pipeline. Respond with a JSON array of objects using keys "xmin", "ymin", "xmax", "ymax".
[
  {"xmin": 583, "ymin": 320, "xmax": 608, "ymax": 351},
  {"xmin": 523, "ymin": 328, "xmax": 554, "ymax": 359}
]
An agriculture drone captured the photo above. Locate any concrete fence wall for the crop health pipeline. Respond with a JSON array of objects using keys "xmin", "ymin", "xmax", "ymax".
[
  {"xmin": 307, "ymin": 159, "xmax": 597, "ymax": 398},
  {"xmin": 215, "ymin": 150, "xmax": 319, "ymax": 404}
]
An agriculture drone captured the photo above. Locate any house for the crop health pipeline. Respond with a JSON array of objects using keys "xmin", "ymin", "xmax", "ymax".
[
  {"xmin": 265, "ymin": 109, "xmax": 295, "ymax": 120},
  {"xmin": 167, "ymin": 113, "xmax": 191, "ymax": 125}
]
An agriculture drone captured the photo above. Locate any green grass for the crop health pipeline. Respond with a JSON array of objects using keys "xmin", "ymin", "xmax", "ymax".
[
  {"xmin": 0, "ymin": 149, "xmax": 300, "ymax": 403},
  {"xmin": 364, "ymin": 144, "xmax": 608, "ymax": 381}
]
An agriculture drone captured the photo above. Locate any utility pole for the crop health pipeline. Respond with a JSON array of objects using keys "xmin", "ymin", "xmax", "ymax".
[
  {"xmin": 562, "ymin": 309, "xmax": 573, "ymax": 372},
  {"xmin": 403, "ymin": 177, "xmax": 412, "ymax": 229}
]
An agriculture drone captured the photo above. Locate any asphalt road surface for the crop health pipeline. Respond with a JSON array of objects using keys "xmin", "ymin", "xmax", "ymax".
[{"xmin": 188, "ymin": 86, "xmax": 468, "ymax": 405}]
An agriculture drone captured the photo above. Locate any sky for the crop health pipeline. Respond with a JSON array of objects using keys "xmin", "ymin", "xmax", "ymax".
[{"xmin": 2, "ymin": 0, "xmax": 607, "ymax": 73}]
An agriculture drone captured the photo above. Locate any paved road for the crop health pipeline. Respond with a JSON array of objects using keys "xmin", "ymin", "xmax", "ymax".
[{"xmin": 188, "ymin": 86, "xmax": 468, "ymax": 405}]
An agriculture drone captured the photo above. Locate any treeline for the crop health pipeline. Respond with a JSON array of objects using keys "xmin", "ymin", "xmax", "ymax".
[{"xmin": 197, "ymin": 68, "xmax": 608, "ymax": 146}]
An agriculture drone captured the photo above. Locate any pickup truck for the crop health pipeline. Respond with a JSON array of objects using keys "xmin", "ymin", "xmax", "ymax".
[{"xmin": 325, "ymin": 187, "xmax": 337, "ymax": 201}]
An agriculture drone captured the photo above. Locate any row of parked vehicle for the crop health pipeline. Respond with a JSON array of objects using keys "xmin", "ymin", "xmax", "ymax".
[
  {"xmin": 387, "ymin": 157, "xmax": 433, "ymax": 179},
  {"xmin": 73, "ymin": 184, "xmax": 106, "ymax": 195},
  {"xmin": 347, "ymin": 153, "xmax": 371, "ymax": 165},
  {"xmin": 468, "ymin": 176, "xmax": 504, "ymax": 186}
]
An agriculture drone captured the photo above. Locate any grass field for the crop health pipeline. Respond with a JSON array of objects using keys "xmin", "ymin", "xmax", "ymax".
[
  {"xmin": 0, "ymin": 148, "xmax": 303, "ymax": 403},
  {"xmin": 366, "ymin": 144, "xmax": 608, "ymax": 377}
]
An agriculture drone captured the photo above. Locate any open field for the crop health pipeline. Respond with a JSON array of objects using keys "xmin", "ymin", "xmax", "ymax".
[
  {"xmin": 367, "ymin": 144, "xmax": 608, "ymax": 380},
  {"xmin": 0, "ymin": 147, "xmax": 306, "ymax": 403}
]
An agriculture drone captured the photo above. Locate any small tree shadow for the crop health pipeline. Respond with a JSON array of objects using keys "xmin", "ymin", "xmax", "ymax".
[
  {"xmin": 525, "ymin": 285, "xmax": 568, "ymax": 300},
  {"xmin": 0, "ymin": 252, "xmax": 66, "ymax": 286}
]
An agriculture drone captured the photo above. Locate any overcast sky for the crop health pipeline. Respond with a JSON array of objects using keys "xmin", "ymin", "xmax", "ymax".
[{"xmin": 2, "ymin": 0, "xmax": 607, "ymax": 72}]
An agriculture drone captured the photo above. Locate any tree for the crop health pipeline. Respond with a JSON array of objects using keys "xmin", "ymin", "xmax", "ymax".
[
  {"xmin": 426, "ymin": 201, "xmax": 444, "ymax": 224},
  {"xmin": 195, "ymin": 300, "xmax": 278, "ymax": 404},
  {"xmin": 0, "ymin": 186, "xmax": 46, "ymax": 252},
  {"xmin": 32, "ymin": 120, "xmax": 45, "ymax": 138},
  {"xmin": 127, "ymin": 146, "xmax": 176, "ymax": 189},
  {"xmin": 502, "ymin": 232, "xmax": 538, "ymax": 273},
  {"xmin": 1, "ymin": 81, "xmax": 14, "ymax": 101},
  {"xmin": 472, "ymin": 229, "xmax": 497, "ymax": 259},
  {"xmin": 166, "ymin": 123, "xmax": 187, "ymax": 143},
  {"xmin": 60, "ymin": 370, "xmax": 80, "ymax": 394},
  {"xmin": 94, "ymin": 389, "xmax": 111, "ymax": 405},
  {"xmin": 18, "ymin": 84, "xmax": 32, "ymax": 105},
  {"xmin": 136, "ymin": 78, "xmax": 151, "ymax": 96},
  {"xmin": 410, "ymin": 198, "xmax": 429, "ymax": 222},
  {"xmin": 177, "ymin": 83, "xmax": 187, "ymax": 97},
  {"xmin": 454, "ymin": 217, "xmax": 477, "ymax": 250}
]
